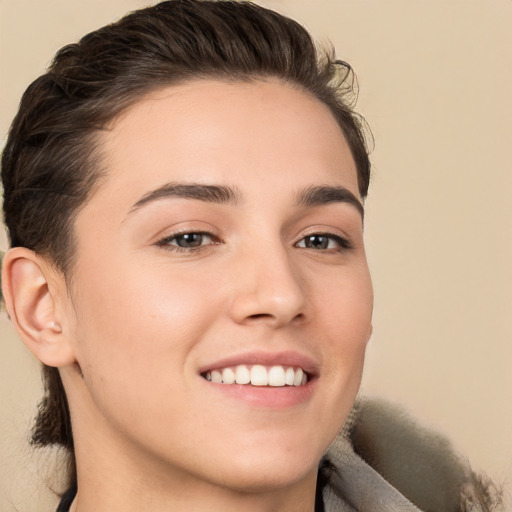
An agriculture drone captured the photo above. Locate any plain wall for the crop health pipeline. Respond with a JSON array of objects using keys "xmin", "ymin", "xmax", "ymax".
[{"xmin": 1, "ymin": 1, "xmax": 511, "ymax": 510}]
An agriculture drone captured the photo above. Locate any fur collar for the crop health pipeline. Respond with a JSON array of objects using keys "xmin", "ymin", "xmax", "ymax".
[{"xmin": 321, "ymin": 398, "xmax": 503, "ymax": 511}]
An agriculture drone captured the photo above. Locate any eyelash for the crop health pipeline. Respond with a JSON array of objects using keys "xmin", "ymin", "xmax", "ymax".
[
  {"xmin": 156, "ymin": 231, "xmax": 352, "ymax": 253},
  {"xmin": 296, "ymin": 233, "xmax": 352, "ymax": 251},
  {"xmin": 156, "ymin": 231, "xmax": 220, "ymax": 253}
]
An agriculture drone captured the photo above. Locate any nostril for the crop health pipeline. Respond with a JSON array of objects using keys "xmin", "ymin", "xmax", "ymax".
[
  {"xmin": 246, "ymin": 312, "xmax": 305, "ymax": 323},
  {"xmin": 248, "ymin": 313, "xmax": 272, "ymax": 320}
]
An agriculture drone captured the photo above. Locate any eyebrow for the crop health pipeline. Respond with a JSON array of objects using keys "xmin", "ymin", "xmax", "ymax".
[
  {"xmin": 295, "ymin": 185, "xmax": 364, "ymax": 218},
  {"xmin": 128, "ymin": 182, "xmax": 363, "ymax": 218},
  {"xmin": 129, "ymin": 182, "xmax": 243, "ymax": 213}
]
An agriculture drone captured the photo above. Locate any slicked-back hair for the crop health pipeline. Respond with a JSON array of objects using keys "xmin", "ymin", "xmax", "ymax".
[{"xmin": 1, "ymin": 0, "xmax": 371, "ymax": 490}]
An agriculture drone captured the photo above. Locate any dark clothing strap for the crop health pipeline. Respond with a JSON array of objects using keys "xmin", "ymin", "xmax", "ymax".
[{"xmin": 56, "ymin": 485, "xmax": 77, "ymax": 512}]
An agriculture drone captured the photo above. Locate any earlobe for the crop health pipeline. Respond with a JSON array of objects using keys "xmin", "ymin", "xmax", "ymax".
[{"xmin": 1, "ymin": 248, "xmax": 76, "ymax": 367}]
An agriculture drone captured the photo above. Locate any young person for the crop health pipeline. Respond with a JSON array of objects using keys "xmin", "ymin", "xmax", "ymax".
[{"xmin": 0, "ymin": 1, "xmax": 502, "ymax": 511}]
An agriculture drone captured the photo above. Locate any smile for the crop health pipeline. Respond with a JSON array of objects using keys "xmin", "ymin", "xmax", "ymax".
[{"xmin": 203, "ymin": 365, "xmax": 308, "ymax": 387}]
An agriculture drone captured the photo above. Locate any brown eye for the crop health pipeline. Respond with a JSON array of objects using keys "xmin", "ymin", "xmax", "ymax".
[
  {"xmin": 302, "ymin": 235, "xmax": 330, "ymax": 249},
  {"xmin": 173, "ymin": 233, "xmax": 206, "ymax": 248},
  {"xmin": 157, "ymin": 232, "xmax": 217, "ymax": 250},
  {"xmin": 296, "ymin": 234, "xmax": 351, "ymax": 251}
]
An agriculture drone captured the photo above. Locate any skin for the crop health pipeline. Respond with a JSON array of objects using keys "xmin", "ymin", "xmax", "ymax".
[{"xmin": 3, "ymin": 79, "xmax": 373, "ymax": 511}]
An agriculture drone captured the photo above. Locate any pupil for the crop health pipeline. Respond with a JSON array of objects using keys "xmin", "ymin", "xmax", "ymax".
[
  {"xmin": 177, "ymin": 233, "xmax": 202, "ymax": 248},
  {"xmin": 306, "ymin": 235, "xmax": 328, "ymax": 249}
]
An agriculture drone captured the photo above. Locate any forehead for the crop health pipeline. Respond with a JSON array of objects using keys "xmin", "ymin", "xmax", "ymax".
[{"xmin": 90, "ymin": 78, "xmax": 359, "ymax": 211}]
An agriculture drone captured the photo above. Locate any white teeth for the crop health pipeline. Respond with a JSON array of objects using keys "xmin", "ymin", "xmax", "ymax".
[
  {"xmin": 251, "ymin": 365, "xmax": 268, "ymax": 386},
  {"xmin": 211, "ymin": 370, "xmax": 222, "ymax": 383},
  {"xmin": 268, "ymin": 365, "xmax": 285, "ymax": 387},
  {"xmin": 204, "ymin": 365, "xmax": 308, "ymax": 387},
  {"xmin": 285, "ymin": 367, "xmax": 295, "ymax": 386},
  {"xmin": 235, "ymin": 365, "xmax": 251, "ymax": 384},
  {"xmin": 293, "ymin": 368, "xmax": 304, "ymax": 387},
  {"xmin": 222, "ymin": 367, "xmax": 235, "ymax": 384}
]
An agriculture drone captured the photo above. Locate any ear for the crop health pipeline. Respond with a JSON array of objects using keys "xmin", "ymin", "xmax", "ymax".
[{"xmin": 1, "ymin": 247, "xmax": 76, "ymax": 367}]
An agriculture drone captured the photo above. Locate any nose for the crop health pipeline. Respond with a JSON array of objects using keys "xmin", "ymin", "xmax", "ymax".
[{"xmin": 228, "ymin": 243, "xmax": 307, "ymax": 328}]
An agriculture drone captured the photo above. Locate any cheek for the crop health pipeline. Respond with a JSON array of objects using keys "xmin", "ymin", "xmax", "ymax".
[
  {"xmin": 67, "ymin": 265, "xmax": 227, "ymax": 449},
  {"xmin": 320, "ymin": 263, "xmax": 373, "ymax": 342},
  {"xmin": 69, "ymin": 258, "xmax": 224, "ymax": 394},
  {"xmin": 315, "ymin": 263, "xmax": 373, "ymax": 397},
  {"xmin": 74, "ymin": 253, "xmax": 219, "ymax": 333}
]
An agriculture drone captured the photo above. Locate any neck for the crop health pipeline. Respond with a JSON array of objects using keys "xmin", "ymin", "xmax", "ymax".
[
  {"xmin": 70, "ymin": 480, "xmax": 318, "ymax": 512},
  {"xmin": 71, "ymin": 447, "xmax": 318, "ymax": 512}
]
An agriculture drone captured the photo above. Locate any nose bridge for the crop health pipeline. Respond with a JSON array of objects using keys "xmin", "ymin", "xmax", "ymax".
[{"xmin": 229, "ymin": 233, "xmax": 306, "ymax": 326}]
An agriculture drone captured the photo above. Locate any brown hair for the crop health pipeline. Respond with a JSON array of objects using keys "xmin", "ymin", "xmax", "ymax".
[{"xmin": 1, "ymin": 0, "xmax": 371, "ymax": 489}]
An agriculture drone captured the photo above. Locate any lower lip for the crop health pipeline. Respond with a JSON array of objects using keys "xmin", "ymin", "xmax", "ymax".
[{"xmin": 201, "ymin": 379, "xmax": 316, "ymax": 409}]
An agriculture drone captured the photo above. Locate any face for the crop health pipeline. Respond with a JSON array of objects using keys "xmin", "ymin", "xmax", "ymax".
[{"xmin": 62, "ymin": 79, "xmax": 373, "ymax": 494}]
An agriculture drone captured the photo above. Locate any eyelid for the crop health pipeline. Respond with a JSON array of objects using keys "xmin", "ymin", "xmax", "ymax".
[
  {"xmin": 152, "ymin": 223, "xmax": 353, "ymax": 254},
  {"xmin": 151, "ymin": 220, "xmax": 219, "ymax": 243}
]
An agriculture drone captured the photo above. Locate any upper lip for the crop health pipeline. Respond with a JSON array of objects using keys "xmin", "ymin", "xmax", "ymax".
[{"xmin": 198, "ymin": 350, "xmax": 319, "ymax": 377}]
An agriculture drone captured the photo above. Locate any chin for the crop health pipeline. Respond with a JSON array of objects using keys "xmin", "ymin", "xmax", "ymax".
[
  {"xmin": 194, "ymin": 434, "xmax": 325, "ymax": 494},
  {"xmin": 210, "ymin": 456, "xmax": 319, "ymax": 494}
]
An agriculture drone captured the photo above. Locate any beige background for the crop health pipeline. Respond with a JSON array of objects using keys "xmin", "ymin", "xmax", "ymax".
[{"xmin": 1, "ymin": 0, "xmax": 511, "ymax": 510}]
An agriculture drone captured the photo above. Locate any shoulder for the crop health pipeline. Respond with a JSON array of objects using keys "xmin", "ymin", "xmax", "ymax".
[{"xmin": 323, "ymin": 397, "xmax": 503, "ymax": 512}]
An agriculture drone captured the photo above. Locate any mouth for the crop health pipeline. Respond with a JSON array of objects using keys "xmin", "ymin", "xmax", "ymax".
[{"xmin": 201, "ymin": 364, "xmax": 309, "ymax": 387}]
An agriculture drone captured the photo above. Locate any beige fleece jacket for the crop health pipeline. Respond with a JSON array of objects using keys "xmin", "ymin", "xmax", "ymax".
[{"xmin": 321, "ymin": 398, "xmax": 503, "ymax": 512}]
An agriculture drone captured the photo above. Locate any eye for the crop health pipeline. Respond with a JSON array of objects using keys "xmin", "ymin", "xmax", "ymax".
[
  {"xmin": 296, "ymin": 233, "xmax": 351, "ymax": 251},
  {"xmin": 156, "ymin": 231, "xmax": 218, "ymax": 251}
]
